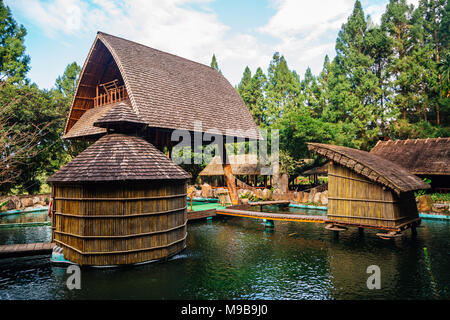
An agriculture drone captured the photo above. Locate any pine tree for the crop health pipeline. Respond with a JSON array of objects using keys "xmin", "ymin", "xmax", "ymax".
[
  {"xmin": 210, "ymin": 54, "xmax": 221, "ymax": 74},
  {"xmin": 326, "ymin": 0, "xmax": 382, "ymax": 149},
  {"xmin": 300, "ymin": 67, "xmax": 320, "ymax": 115},
  {"xmin": 0, "ymin": 0, "xmax": 30, "ymax": 83},
  {"xmin": 237, "ymin": 66, "xmax": 251, "ymax": 97},
  {"xmin": 264, "ymin": 52, "xmax": 301, "ymax": 125},
  {"xmin": 315, "ymin": 55, "xmax": 331, "ymax": 117},
  {"xmin": 381, "ymin": 0, "xmax": 417, "ymax": 121}
]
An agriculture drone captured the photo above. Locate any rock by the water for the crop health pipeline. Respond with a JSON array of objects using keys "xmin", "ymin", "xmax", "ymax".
[{"xmin": 417, "ymin": 195, "xmax": 433, "ymax": 212}]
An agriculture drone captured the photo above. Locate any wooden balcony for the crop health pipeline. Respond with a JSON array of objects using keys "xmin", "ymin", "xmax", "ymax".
[{"xmin": 94, "ymin": 80, "xmax": 128, "ymax": 107}]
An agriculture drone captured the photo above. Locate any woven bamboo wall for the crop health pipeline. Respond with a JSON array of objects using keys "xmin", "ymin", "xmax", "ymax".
[
  {"xmin": 327, "ymin": 163, "xmax": 418, "ymax": 229},
  {"xmin": 51, "ymin": 181, "xmax": 187, "ymax": 266}
]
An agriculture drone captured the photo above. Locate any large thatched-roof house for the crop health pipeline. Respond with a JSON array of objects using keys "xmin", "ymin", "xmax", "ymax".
[
  {"xmin": 64, "ymin": 31, "xmax": 260, "ymax": 145},
  {"xmin": 308, "ymin": 143, "xmax": 429, "ymax": 237},
  {"xmin": 370, "ymin": 138, "xmax": 449, "ymax": 192}
]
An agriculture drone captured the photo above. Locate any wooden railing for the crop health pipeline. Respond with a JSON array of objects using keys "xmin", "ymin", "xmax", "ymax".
[{"xmin": 94, "ymin": 84, "xmax": 128, "ymax": 107}]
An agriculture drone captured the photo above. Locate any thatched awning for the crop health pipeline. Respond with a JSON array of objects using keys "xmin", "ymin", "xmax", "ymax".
[
  {"xmin": 93, "ymin": 101, "xmax": 147, "ymax": 128},
  {"xmin": 370, "ymin": 138, "xmax": 450, "ymax": 176},
  {"xmin": 48, "ymin": 134, "xmax": 190, "ymax": 183},
  {"xmin": 302, "ymin": 163, "xmax": 328, "ymax": 176},
  {"xmin": 64, "ymin": 32, "xmax": 260, "ymax": 140},
  {"xmin": 199, "ymin": 154, "xmax": 272, "ymax": 176},
  {"xmin": 63, "ymin": 104, "xmax": 113, "ymax": 139},
  {"xmin": 307, "ymin": 143, "xmax": 430, "ymax": 194}
]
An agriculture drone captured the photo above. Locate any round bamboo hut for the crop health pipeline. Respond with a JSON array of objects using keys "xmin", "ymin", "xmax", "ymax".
[
  {"xmin": 48, "ymin": 112, "xmax": 191, "ymax": 265},
  {"xmin": 307, "ymin": 143, "xmax": 430, "ymax": 236}
]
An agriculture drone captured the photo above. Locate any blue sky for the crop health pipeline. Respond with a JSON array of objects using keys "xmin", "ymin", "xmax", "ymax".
[{"xmin": 6, "ymin": 0, "xmax": 419, "ymax": 90}]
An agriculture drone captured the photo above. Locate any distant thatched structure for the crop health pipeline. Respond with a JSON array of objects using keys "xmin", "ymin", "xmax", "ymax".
[
  {"xmin": 308, "ymin": 143, "xmax": 429, "ymax": 233},
  {"xmin": 199, "ymin": 154, "xmax": 272, "ymax": 176},
  {"xmin": 370, "ymin": 138, "xmax": 450, "ymax": 191},
  {"xmin": 199, "ymin": 154, "xmax": 273, "ymax": 188}
]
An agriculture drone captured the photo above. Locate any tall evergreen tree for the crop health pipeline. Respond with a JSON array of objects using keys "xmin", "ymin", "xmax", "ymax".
[
  {"xmin": 210, "ymin": 54, "xmax": 221, "ymax": 74},
  {"xmin": 0, "ymin": 0, "xmax": 29, "ymax": 83},
  {"xmin": 237, "ymin": 66, "xmax": 251, "ymax": 96},
  {"xmin": 326, "ymin": 0, "xmax": 382, "ymax": 149},
  {"xmin": 264, "ymin": 52, "xmax": 301, "ymax": 125}
]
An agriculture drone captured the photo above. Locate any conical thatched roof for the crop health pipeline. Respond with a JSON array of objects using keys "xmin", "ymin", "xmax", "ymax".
[
  {"xmin": 64, "ymin": 32, "xmax": 260, "ymax": 140},
  {"xmin": 48, "ymin": 134, "xmax": 190, "ymax": 183},
  {"xmin": 370, "ymin": 138, "xmax": 449, "ymax": 176},
  {"xmin": 307, "ymin": 143, "xmax": 430, "ymax": 194}
]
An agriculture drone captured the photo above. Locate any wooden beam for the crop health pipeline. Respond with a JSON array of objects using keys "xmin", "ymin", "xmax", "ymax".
[{"xmin": 75, "ymin": 96, "xmax": 94, "ymax": 100}]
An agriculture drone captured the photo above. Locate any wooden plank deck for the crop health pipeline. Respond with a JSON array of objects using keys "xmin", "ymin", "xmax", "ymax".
[
  {"xmin": 249, "ymin": 200, "xmax": 290, "ymax": 206},
  {"xmin": 187, "ymin": 209, "xmax": 217, "ymax": 221},
  {"xmin": 216, "ymin": 208, "xmax": 327, "ymax": 223},
  {"xmin": 0, "ymin": 242, "xmax": 55, "ymax": 259}
]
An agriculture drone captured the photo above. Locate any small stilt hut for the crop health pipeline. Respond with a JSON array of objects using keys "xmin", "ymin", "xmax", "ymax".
[
  {"xmin": 307, "ymin": 143, "xmax": 430, "ymax": 237},
  {"xmin": 48, "ymin": 104, "xmax": 191, "ymax": 266}
]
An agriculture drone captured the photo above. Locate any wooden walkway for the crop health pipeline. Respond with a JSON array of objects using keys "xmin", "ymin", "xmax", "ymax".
[
  {"xmin": 249, "ymin": 200, "xmax": 290, "ymax": 206},
  {"xmin": 0, "ymin": 242, "xmax": 55, "ymax": 259},
  {"xmin": 216, "ymin": 208, "xmax": 328, "ymax": 223}
]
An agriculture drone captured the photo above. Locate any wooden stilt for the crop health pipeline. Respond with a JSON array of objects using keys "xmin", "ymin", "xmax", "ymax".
[{"xmin": 220, "ymin": 143, "xmax": 239, "ymax": 205}]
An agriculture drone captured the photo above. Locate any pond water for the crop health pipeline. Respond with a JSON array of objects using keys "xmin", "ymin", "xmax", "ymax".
[{"xmin": 0, "ymin": 207, "xmax": 448, "ymax": 300}]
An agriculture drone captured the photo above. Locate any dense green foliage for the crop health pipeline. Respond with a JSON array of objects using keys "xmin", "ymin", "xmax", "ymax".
[
  {"xmin": 0, "ymin": 0, "xmax": 80, "ymax": 194},
  {"xmin": 236, "ymin": 0, "xmax": 449, "ymax": 178}
]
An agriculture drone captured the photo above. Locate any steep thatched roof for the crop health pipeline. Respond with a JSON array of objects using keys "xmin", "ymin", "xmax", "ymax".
[
  {"xmin": 307, "ymin": 143, "xmax": 430, "ymax": 194},
  {"xmin": 48, "ymin": 134, "xmax": 190, "ymax": 183},
  {"xmin": 199, "ymin": 154, "xmax": 272, "ymax": 176},
  {"xmin": 370, "ymin": 138, "xmax": 450, "ymax": 176},
  {"xmin": 64, "ymin": 32, "xmax": 260, "ymax": 140}
]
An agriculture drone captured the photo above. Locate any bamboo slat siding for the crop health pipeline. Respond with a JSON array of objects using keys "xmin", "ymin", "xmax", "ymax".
[
  {"xmin": 327, "ymin": 163, "xmax": 419, "ymax": 229},
  {"xmin": 51, "ymin": 181, "xmax": 187, "ymax": 266}
]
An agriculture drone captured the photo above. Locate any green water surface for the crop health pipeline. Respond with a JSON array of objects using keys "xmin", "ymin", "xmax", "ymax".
[{"xmin": 0, "ymin": 206, "xmax": 448, "ymax": 300}]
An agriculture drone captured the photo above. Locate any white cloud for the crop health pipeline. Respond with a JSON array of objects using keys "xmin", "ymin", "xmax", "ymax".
[
  {"xmin": 9, "ymin": 0, "xmax": 267, "ymax": 85},
  {"xmin": 8, "ymin": 0, "xmax": 409, "ymax": 87},
  {"xmin": 256, "ymin": 0, "xmax": 356, "ymax": 77}
]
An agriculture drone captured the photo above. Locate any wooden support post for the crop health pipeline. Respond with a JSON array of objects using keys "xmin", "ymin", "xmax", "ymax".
[
  {"xmin": 220, "ymin": 142, "xmax": 239, "ymax": 205},
  {"xmin": 265, "ymin": 219, "xmax": 274, "ymax": 228}
]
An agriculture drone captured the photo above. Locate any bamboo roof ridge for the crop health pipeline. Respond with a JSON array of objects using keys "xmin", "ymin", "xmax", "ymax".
[
  {"xmin": 93, "ymin": 101, "xmax": 147, "ymax": 128},
  {"xmin": 199, "ymin": 154, "xmax": 272, "ymax": 176},
  {"xmin": 64, "ymin": 31, "xmax": 260, "ymax": 140},
  {"xmin": 307, "ymin": 143, "xmax": 430, "ymax": 194},
  {"xmin": 370, "ymin": 138, "xmax": 450, "ymax": 175},
  {"xmin": 48, "ymin": 134, "xmax": 191, "ymax": 183}
]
